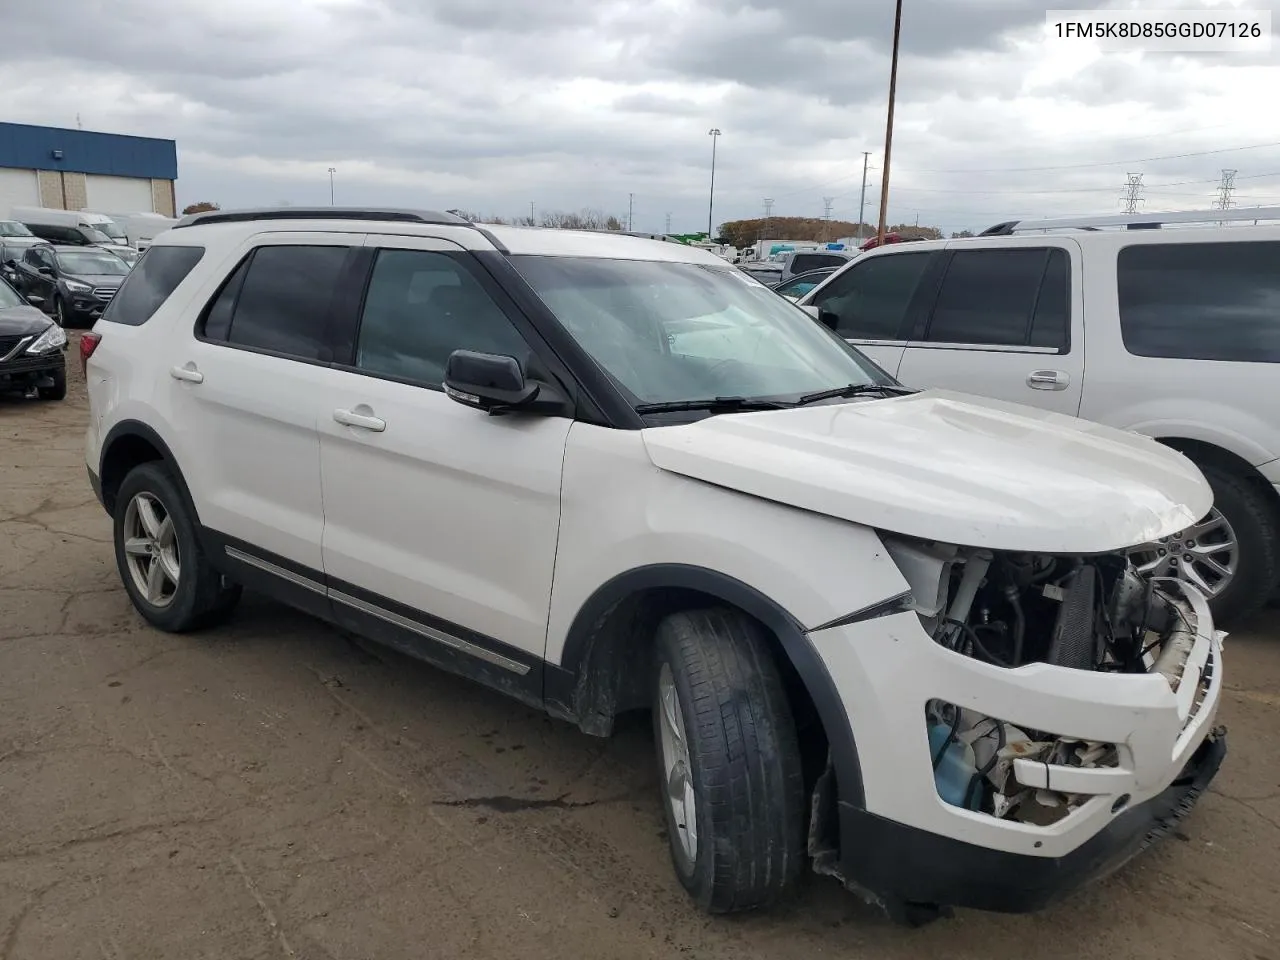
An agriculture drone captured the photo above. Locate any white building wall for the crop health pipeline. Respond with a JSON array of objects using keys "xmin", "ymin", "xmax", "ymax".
[
  {"xmin": 85, "ymin": 174, "xmax": 155, "ymax": 213},
  {"xmin": 0, "ymin": 167, "xmax": 41, "ymax": 218}
]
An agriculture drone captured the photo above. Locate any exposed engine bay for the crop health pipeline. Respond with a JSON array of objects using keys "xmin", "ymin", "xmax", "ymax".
[{"xmin": 882, "ymin": 537, "xmax": 1210, "ymax": 825}]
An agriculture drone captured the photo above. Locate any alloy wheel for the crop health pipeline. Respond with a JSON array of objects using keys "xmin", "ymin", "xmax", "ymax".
[
  {"xmin": 122, "ymin": 492, "xmax": 181, "ymax": 607},
  {"xmin": 657, "ymin": 663, "xmax": 698, "ymax": 862},
  {"xmin": 1128, "ymin": 507, "xmax": 1238, "ymax": 599}
]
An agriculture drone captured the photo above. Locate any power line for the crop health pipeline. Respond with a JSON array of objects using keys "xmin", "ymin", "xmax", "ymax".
[{"xmin": 756, "ymin": 141, "xmax": 1280, "ymax": 202}]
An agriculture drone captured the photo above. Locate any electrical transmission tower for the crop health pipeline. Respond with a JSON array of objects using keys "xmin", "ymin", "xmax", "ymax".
[
  {"xmin": 664, "ymin": 212, "xmax": 672, "ymax": 234},
  {"xmin": 822, "ymin": 197, "xmax": 834, "ymax": 240},
  {"xmin": 761, "ymin": 198, "xmax": 774, "ymax": 244},
  {"xmin": 1121, "ymin": 173, "xmax": 1144, "ymax": 214},
  {"xmin": 1215, "ymin": 169, "xmax": 1237, "ymax": 223}
]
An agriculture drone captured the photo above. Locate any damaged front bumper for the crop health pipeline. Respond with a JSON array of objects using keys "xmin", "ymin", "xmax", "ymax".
[{"xmin": 805, "ymin": 576, "xmax": 1226, "ymax": 919}]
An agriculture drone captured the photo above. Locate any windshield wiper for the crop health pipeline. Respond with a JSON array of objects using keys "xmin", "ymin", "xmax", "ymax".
[
  {"xmin": 795, "ymin": 382, "xmax": 918, "ymax": 406},
  {"xmin": 634, "ymin": 396, "xmax": 791, "ymax": 415}
]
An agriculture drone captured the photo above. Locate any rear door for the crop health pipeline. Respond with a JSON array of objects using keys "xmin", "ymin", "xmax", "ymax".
[
  {"xmin": 894, "ymin": 239, "xmax": 1084, "ymax": 414},
  {"xmin": 799, "ymin": 248, "xmax": 940, "ymax": 376},
  {"xmin": 163, "ymin": 233, "xmax": 359, "ymax": 603}
]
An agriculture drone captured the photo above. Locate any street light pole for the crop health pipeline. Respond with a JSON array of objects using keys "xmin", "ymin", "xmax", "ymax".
[
  {"xmin": 327, "ymin": 167, "xmax": 336, "ymax": 206},
  {"xmin": 877, "ymin": 0, "xmax": 903, "ymax": 245},
  {"xmin": 707, "ymin": 128, "xmax": 721, "ymax": 239},
  {"xmin": 857, "ymin": 151, "xmax": 870, "ymax": 240}
]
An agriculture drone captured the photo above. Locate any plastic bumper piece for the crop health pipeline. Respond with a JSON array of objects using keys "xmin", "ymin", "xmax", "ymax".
[{"xmin": 838, "ymin": 726, "xmax": 1226, "ymax": 916}]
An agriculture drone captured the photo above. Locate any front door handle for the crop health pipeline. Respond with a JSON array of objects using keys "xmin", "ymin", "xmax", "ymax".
[
  {"xmin": 1027, "ymin": 369, "xmax": 1069, "ymax": 391},
  {"xmin": 333, "ymin": 407, "xmax": 386, "ymax": 432},
  {"xmin": 169, "ymin": 363, "xmax": 204, "ymax": 384}
]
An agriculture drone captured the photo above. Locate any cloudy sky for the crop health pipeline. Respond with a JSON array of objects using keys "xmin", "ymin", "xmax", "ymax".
[{"xmin": 2, "ymin": 0, "xmax": 1277, "ymax": 234}]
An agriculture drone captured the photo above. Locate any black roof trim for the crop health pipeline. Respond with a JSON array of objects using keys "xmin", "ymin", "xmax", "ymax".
[{"xmin": 172, "ymin": 207, "xmax": 472, "ymax": 229}]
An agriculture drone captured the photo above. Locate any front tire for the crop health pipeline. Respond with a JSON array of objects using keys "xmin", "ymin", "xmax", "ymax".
[
  {"xmin": 112, "ymin": 462, "xmax": 241, "ymax": 632},
  {"xmin": 652, "ymin": 608, "xmax": 806, "ymax": 914},
  {"xmin": 53, "ymin": 295, "xmax": 67, "ymax": 327}
]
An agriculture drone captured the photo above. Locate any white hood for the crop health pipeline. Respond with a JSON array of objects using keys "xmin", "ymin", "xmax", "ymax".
[{"xmin": 641, "ymin": 390, "xmax": 1212, "ymax": 553}]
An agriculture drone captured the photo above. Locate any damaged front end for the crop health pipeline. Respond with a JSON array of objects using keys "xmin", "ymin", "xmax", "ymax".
[
  {"xmin": 804, "ymin": 534, "xmax": 1227, "ymax": 924},
  {"xmin": 889, "ymin": 538, "xmax": 1222, "ymax": 826}
]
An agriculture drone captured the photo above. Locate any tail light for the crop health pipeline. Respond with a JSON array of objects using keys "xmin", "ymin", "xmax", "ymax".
[{"xmin": 79, "ymin": 332, "xmax": 102, "ymax": 377}]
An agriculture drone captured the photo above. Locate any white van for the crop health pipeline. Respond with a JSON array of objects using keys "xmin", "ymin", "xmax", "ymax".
[
  {"xmin": 94, "ymin": 211, "xmax": 178, "ymax": 250},
  {"xmin": 9, "ymin": 207, "xmax": 137, "ymax": 259}
]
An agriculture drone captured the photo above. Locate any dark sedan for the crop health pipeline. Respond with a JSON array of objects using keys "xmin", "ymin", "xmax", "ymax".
[
  {"xmin": 7, "ymin": 244, "xmax": 130, "ymax": 327},
  {"xmin": 0, "ymin": 276, "xmax": 67, "ymax": 400}
]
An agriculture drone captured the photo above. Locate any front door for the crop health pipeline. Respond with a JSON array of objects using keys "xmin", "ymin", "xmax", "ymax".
[{"xmin": 315, "ymin": 236, "xmax": 573, "ymax": 693}]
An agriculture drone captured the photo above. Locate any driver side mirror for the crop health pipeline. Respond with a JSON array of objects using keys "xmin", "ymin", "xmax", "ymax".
[
  {"xmin": 37, "ymin": 265, "xmax": 53, "ymax": 276},
  {"xmin": 443, "ymin": 349, "xmax": 540, "ymax": 414}
]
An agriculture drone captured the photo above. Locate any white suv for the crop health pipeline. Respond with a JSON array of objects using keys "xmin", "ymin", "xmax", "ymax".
[
  {"xmin": 797, "ymin": 208, "xmax": 1280, "ymax": 626},
  {"xmin": 83, "ymin": 208, "xmax": 1226, "ymax": 925}
]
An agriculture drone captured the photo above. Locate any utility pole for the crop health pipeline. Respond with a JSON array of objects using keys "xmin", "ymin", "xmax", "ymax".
[
  {"xmin": 822, "ymin": 197, "xmax": 835, "ymax": 241},
  {"xmin": 761, "ymin": 197, "xmax": 773, "ymax": 246},
  {"xmin": 857, "ymin": 151, "xmax": 870, "ymax": 240},
  {"xmin": 530, "ymin": 201, "xmax": 535, "ymax": 224},
  {"xmin": 327, "ymin": 167, "xmax": 336, "ymax": 206},
  {"xmin": 628, "ymin": 193, "xmax": 634, "ymax": 232},
  {"xmin": 707, "ymin": 128, "xmax": 721, "ymax": 239},
  {"xmin": 877, "ymin": 0, "xmax": 904, "ymax": 244},
  {"xmin": 1121, "ymin": 173, "xmax": 1144, "ymax": 214},
  {"xmin": 1215, "ymin": 169, "xmax": 1237, "ymax": 225}
]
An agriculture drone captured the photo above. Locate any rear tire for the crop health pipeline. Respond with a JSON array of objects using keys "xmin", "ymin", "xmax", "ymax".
[
  {"xmin": 36, "ymin": 368, "xmax": 66, "ymax": 401},
  {"xmin": 651, "ymin": 607, "xmax": 806, "ymax": 914},
  {"xmin": 1199, "ymin": 464, "xmax": 1277, "ymax": 626},
  {"xmin": 112, "ymin": 462, "xmax": 241, "ymax": 632}
]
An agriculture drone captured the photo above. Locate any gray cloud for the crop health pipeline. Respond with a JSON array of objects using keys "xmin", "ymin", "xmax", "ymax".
[{"xmin": 0, "ymin": 0, "xmax": 1276, "ymax": 234}]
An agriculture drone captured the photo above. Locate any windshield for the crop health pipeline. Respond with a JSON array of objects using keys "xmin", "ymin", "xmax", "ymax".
[
  {"xmin": 0, "ymin": 221, "xmax": 34, "ymax": 238},
  {"xmin": 58, "ymin": 251, "xmax": 131, "ymax": 276},
  {"xmin": 95, "ymin": 220, "xmax": 129, "ymax": 241},
  {"xmin": 81, "ymin": 227, "xmax": 113, "ymax": 244},
  {"xmin": 0, "ymin": 279, "xmax": 23, "ymax": 309},
  {"xmin": 113, "ymin": 247, "xmax": 139, "ymax": 265},
  {"xmin": 510, "ymin": 255, "xmax": 888, "ymax": 408}
]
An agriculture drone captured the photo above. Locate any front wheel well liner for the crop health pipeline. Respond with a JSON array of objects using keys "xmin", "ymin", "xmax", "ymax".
[{"xmin": 552, "ymin": 564, "xmax": 865, "ymax": 809}]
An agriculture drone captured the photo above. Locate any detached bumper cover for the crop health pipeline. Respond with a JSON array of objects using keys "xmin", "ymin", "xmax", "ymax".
[{"xmin": 838, "ymin": 727, "xmax": 1225, "ymax": 914}]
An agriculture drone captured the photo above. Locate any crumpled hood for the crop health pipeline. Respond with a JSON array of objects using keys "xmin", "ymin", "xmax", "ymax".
[{"xmin": 641, "ymin": 390, "xmax": 1213, "ymax": 553}]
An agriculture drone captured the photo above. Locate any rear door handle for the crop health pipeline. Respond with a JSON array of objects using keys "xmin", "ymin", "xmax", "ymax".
[
  {"xmin": 169, "ymin": 363, "xmax": 204, "ymax": 384},
  {"xmin": 1027, "ymin": 369, "xmax": 1069, "ymax": 390},
  {"xmin": 333, "ymin": 407, "xmax": 386, "ymax": 432}
]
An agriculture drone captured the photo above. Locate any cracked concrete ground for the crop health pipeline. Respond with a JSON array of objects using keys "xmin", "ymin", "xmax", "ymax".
[{"xmin": 2, "ymin": 336, "xmax": 1278, "ymax": 960}]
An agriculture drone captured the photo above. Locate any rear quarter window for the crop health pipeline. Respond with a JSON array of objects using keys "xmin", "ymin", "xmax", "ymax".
[
  {"xmin": 1117, "ymin": 241, "xmax": 1280, "ymax": 363},
  {"xmin": 101, "ymin": 245, "xmax": 206, "ymax": 326}
]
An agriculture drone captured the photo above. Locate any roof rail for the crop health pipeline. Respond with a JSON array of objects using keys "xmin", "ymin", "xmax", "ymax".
[
  {"xmin": 980, "ymin": 205, "xmax": 1280, "ymax": 235},
  {"xmin": 172, "ymin": 206, "xmax": 470, "ymax": 229}
]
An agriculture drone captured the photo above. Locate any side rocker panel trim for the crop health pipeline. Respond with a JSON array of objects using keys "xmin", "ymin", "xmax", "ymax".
[{"xmin": 554, "ymin": 563, "xmax": 866, "ymax": 807}]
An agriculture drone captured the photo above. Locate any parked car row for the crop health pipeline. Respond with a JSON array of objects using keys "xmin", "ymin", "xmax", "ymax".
[
  {"xmin": 82, "ymin": 205, "xmax": 1228, "ymax": 928},
  {"xmin": 0, "ymin": 272, "xmax": 67, "ymax": 400}
]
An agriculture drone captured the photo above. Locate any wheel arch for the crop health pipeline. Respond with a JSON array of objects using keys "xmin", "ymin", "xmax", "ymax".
[
  {"xmin": 1155, "ymin": 436, "xmax": 1280, "ymax": 518},
  {"xmin": 99, "ymin": 420, "xmax": 199, "ymax": 523},
  {"xmin": 549, "ymin": 563, "xmax": 866, "ymax": 808}
]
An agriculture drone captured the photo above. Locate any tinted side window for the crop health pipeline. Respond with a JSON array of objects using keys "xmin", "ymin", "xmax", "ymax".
[
  {"xmin": 791, "ymin": 253, "xmax": 845, "ymax": 274},
  {"xmin": 926, "ymin": 249, "xmax": 1059, "ymax": 347},
  {"xmin": 213, "ymin": 245, "xmax": 348, "ymax": 360},
  {"xmin": 811, "ymin": 252, "xmax": 932, "ymax": 339},
  {"xmin": 102, "ymin": 245, "xmax": 205, "ymax": 326},
  {"xmin": 1118, "ymin": 242, "xmax": 1280, "ymax": 363},
  {"xmin": 1028, "ymin": 249, "xmax": 1069, "ymax": 349},
  {"xmin": 354, "ymin": 249, "xmax": 533, "ymax": 386},
  {"xmin": 201, "ymin": 258, "xmax": 249, "ymax": 342}
]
